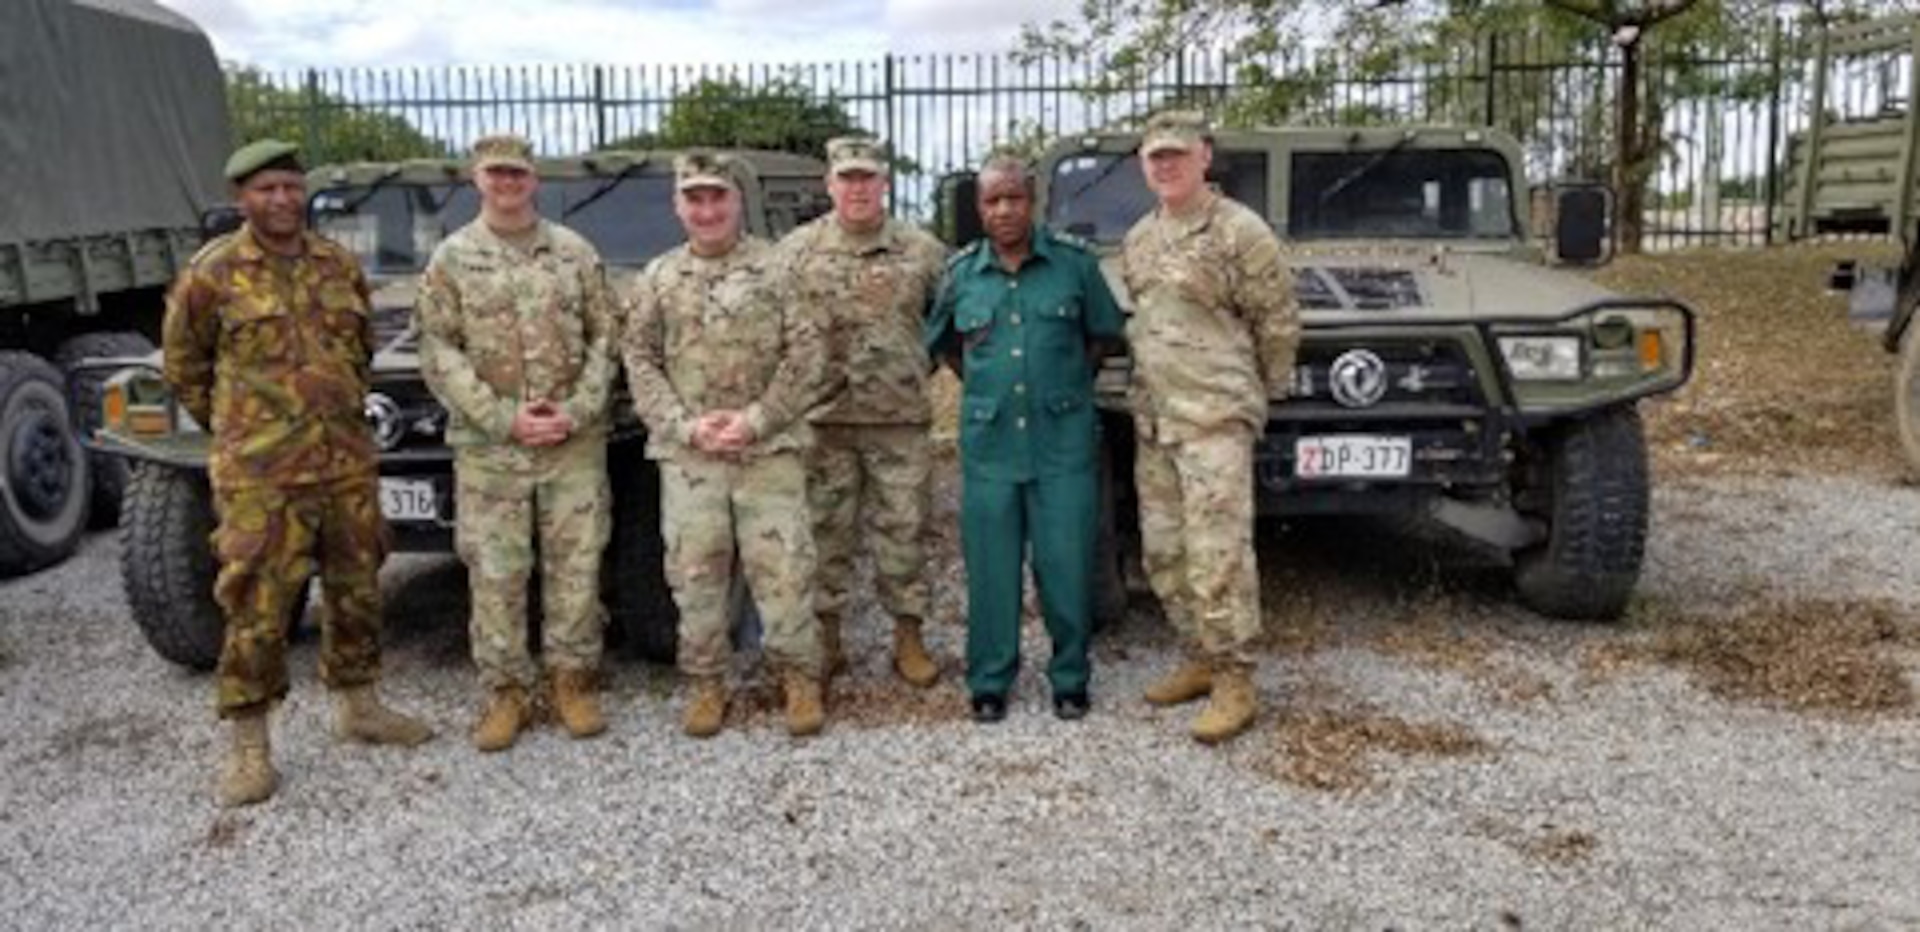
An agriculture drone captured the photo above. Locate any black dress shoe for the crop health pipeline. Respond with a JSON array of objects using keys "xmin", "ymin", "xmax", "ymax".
[
  {"xmin": 1053, "ymin": 692, "xmax": 1090, "ymax": 721},
  {"xmin": 971, "ymin": 694, "xmax": 1007, "ymax": 723}
]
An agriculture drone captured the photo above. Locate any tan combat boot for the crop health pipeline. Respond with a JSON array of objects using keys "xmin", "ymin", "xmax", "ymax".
[
  {"xmin": 1191, "ymin": 665, "xmax": 1258, "ymax": 745},
  {"xmin": 471, "ymin": 685, "xmax": 530, "ymax": 752},
  {"xmin": 334, "ymin": 685, "xmax": 434, "ymax": 747},
  {"xmin": 550, "ymin": 668, "xmax": 606, "ymax": 739},
  {"xmin": 821, "ymin": 616, "xmax": 848, "ymax": 679},
  {"xmin": 682, "ymin": 676, "xmax": 729, "ymax": 739},
  {"xmin": 892, "ymin": 621, "xmax": 939, "ymax": 688},
  {"xmin": 1143, "ymin": 659, "xmax": 1213, "ymax": 706},
  {"xmin": 217, "ymin": 710, "xmax": 278, "ymax": 808},
  {"xmin": 784, "ymin": 670, "xmax": 826, "ymax": 737}
]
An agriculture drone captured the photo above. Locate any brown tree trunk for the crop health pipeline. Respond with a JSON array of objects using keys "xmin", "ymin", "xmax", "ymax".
[{"xmin": 1615, "ymin": 39, "xmax": 1645, "ymax": 255}]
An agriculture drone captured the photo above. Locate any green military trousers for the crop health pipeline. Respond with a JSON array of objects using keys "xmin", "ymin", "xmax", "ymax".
[{"xmin": 961, "ymin": 471, "xmax": 1097, "ymax": 699}]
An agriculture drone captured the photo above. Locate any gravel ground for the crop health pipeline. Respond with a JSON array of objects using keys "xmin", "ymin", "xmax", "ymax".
[{"xmin": 2, "ymin": 470, "xmax": 1919, "ymax": 929}]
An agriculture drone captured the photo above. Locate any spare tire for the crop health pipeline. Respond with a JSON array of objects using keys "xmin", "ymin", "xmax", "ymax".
[
  {"xmin": 121, "ymin": 462, "xmax": 223, "ymax": 669},
  {"xmin": 0, "ymin": 351, "xmax": 89, "ymax": 576}
]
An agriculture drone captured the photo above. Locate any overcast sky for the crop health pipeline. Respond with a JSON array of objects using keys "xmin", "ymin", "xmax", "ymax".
[{"xmin": 152, "ymin": 0, "xmax": 1079, "ymax": 68}]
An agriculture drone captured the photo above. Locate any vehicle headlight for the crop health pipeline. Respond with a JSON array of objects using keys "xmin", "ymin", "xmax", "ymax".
[{"xmin": 1498, "ymin": 335, "xmax": 1582, "ymax": 381}]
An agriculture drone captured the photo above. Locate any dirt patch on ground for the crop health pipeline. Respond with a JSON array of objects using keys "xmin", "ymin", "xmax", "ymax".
[
  {"xmin": 1585, "ymin": 595, "xmax": 1918, "ymax": 716},
  {"xmin": 1590, "ymin": 243, "xmax": 1906, "ymax": 481},
  {"xmin": 1257, "ymin": 676, "xmax": 1492, "ymax": 792},
  {"xmin": 718, "ymin": 675, "xmax": 969, "ymax": 734},
  {"xmin": 1470, "ymin": 816, "xmax": 1599, "ymax": 866}
]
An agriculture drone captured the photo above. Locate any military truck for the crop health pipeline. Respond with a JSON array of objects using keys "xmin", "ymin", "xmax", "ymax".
[
  {"xmin": 88, "ymin": 150, "xmax": 831, "ymax": 668},
  {"xmin": 0, "ymin": 0, "xmax": 231, "ymax": 574},
  {"xmin": 1775, "ymin": 13, "xmax": 1920, "ymax": 472},
  {"xmin": 946, "ymin": 125, "xmax": 1695, "ymax": 622}
]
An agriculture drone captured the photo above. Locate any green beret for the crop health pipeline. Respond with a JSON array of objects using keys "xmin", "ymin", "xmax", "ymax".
[{"xmin": 224, "ymin": 138, "xmax": 302, "ymax": 183}]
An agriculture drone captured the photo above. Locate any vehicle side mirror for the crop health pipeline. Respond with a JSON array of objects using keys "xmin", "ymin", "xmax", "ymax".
[
  {"xmin": 1553, "ymin": 183, "xmax": 1610, "ymax": 265},
  {"xmin": 935, "ymin": 171, "xmax": 983, "ymax": 248},
  {"xmin": 199, "ymin": 205, "xmax": 244, "ymax": 241}
]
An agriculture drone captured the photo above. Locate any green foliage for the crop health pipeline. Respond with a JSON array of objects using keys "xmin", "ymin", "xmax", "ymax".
[
  {"xmin": 225, "ymin": 66, "xmax": 450, "ymax": 164},
  {"xmin": 602, "ymin": 78, "xmax": 911, "ymax": 169}
]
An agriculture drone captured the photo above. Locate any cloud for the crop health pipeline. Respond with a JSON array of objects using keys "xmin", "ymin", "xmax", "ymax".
[
  {"xmin": 153, "ymin": 0, "xmax": 891, "ymax": 68},
  {"xmin": 884, "ymin": 0, "xmax": 1079, "ymax": 54}
]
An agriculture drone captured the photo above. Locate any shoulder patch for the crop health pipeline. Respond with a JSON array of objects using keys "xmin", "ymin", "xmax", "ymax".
[
  {"xmin": 944, "ymin": 240, "xmax": 981, "ymax": 270},
  {"xmin": 1049, "ymin": 230, "xmax": 1093, "ymax": 253},
  {"xmin": 187, "ymin": 231, "xmax": 241, "ymax": 267}
]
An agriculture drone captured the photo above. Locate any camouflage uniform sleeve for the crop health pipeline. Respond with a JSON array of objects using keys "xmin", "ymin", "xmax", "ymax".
[
  {"xmin": 350, "ymin": 261, "xmax": 377, "ymax": 388},
  {"xmin": 160, "ymin": 265, "xmax": 219, "ymax": 428},
  {"xmin": 619, "ymin": 263, "xmax": 698, "ymax": 446},
  {"xmin": 1233, "ymin": 215, "xmax": 1302, "ymax": 399},
  {"xmin": 415, "ymin": 257, "xmax": 518, "ymax": 441},
  {"xmin": 558, "ymin": 255, "xmax": 619, "ymax": 427},
  {"xmin": 744, "ymin": 276, "xmax": 825, "ymax": 442}
]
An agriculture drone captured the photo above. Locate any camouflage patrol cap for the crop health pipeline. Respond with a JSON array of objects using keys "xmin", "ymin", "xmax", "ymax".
[
  {"xmin": 471, "ymin": 133, "xmax": 536, "ymax": 172},
  {"xmin": 826, "ymin": 136, "xmax": 888, "ymax": 175},
  {"xmin": 675, "ymin": 152, "xmax": 740, "ymax": 192},
  {"xmin": 224, "ymin": 139, "xmax": 302, "ymax": 183},
  {"xmin": 1141, "ymin": 111, "xmax": 1210, "ymax": 156}
]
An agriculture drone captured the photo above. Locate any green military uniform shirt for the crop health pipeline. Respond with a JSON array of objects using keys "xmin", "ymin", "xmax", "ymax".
[{"xmin": 925, "ymin": 226, "xmax": 1125, "ymax": 482}]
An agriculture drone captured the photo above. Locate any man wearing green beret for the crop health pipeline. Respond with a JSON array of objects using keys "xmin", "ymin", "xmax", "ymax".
[
  {"xmin": 163, "ymin": 139, "xmax": 435, "ymax": 808},
  {"xmin": 416, "ymin": 133, "xmax": 621, "ymax": 752},
  {"xmin": 926, "ymin": 155, "xmax": 1124, "ymax": 722},
  {"xmin": 1120, "ymin": 111, "xmax": 1301, "ymax": 744}
]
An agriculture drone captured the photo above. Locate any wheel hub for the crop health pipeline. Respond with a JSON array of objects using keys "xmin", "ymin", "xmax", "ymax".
[{"xmin": 7, "ymin": 407, "xmax": 75, "ymax": 522}]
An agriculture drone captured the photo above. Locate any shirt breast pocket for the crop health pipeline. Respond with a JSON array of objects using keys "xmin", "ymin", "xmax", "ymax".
[
  {"xmin": 957, "ymin": 303, "xmax": 995, "ymax": 355},
  {"xmin": 224, "ymin": 295, "xmax": 295, "ymax": 363}
]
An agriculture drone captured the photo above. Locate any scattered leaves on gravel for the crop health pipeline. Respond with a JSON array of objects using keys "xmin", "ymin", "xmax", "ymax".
[
  {"xmin": 1264, "ymin": 702, "xmax": 1491, "ymax": 792},
  {"xmin": 1470, "ymin": 816, "xmax": 1599, "ymax": 866},
  {"xmin": 1590, "ymin": 244, "xmax": 1906, "ymax": 481},
  {"xmin": 1593, "ymin": 595, "xmax": 1918, "ymax": 716}
]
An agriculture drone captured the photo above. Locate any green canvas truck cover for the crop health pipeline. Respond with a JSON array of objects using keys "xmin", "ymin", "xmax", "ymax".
[{"xmin": 0, "ymin": 0, "xmax": 228, "ymax": 245}]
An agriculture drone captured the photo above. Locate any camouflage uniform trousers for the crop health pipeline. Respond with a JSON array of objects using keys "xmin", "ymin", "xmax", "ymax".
[
  {"xmin": 1134, "ymin": 424, "xmax": 1262, "ymax": 668},
  {"xmin": 212, "ymin": 475, "xmax": 388, "ymax": 718},
  {"xmin": 660, "ymin": 451, "xmax": 822, "ymax": 678},
  {"xmin": 807, "ymin": 423, "xmax": 932, "ymax": 633},
  {"xmin": 454, "ymin": 435, "xmax": 610, "ymax": 690}
]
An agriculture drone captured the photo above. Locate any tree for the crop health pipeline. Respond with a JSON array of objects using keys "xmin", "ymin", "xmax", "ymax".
[
  {"xmin": 1014, "ymin": 0, "xmax": 1901, "ymax": 253},
  {"xmin": 603, "ymin": 78, "xmax": 887, "ymax": 164},
  {"xmin": 226, "ymin": 66, "xmax": 450, "ymax": 164}
]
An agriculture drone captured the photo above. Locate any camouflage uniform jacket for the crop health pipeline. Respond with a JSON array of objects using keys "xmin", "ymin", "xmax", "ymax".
[
  {"xmin": 162, "ymin": 224, "xmax": 378, "ymax": 490},
  {"xmin": 623, "ymin": 236, "xmax": 825, "ymax": 459},
  {"xmin": 1119, "ymin": 192, "xmax": 1302, "ymax": 441},
  {"xmin": 775, "ymin": 215, "xmax": 947, "ymax": 425},
  {"xmin": 415, "ymin": 218, "xmax": 619, "ymax": 458}
]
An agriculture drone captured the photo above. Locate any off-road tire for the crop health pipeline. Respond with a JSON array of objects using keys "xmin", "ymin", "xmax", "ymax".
[
  {"xmin": 604, "ymin": 457, "xmax": 679, "ymax": 664},
  {"xmin": 56, "ymin": 331, "xmax": 156, "ymax": 527},
  {"xmin": 1513, "ymin": 406, "xmax": 1649, "ymax": 621},
  {"xmin": 121, "ymin": 462, "xmax": 223, "ymax": 669},
  {"xmin": 0, "ymin": 351, "xmax": 90, "ymax": 575}
]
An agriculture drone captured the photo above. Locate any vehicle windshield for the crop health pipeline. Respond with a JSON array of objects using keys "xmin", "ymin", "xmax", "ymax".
[
  {"xmin": 1044, "ymin": 151, "xmax": 1270, "ymax": 244},
  {"xmin": 310, "ymin": 173, "xmax": 684, "ymax": 274},
  {"xmin": 1289, "ymin": 148, "xmax": 1517, "ymax": 240}
]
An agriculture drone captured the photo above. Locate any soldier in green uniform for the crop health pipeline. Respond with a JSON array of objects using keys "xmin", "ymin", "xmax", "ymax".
[
  {"xmin": 163, "ymin": 139, "xmax": 435, "ymax": 809},
  {"xmin": 925, "ymin": 156, "xmax": 1124, "ymax": 722}
]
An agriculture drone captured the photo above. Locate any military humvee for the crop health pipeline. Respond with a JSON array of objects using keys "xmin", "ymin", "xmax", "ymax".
[
  {"xmin": 945, "ymin": 125, "xmax": 1694, "ymax": 622},
  {"xmin": 88, "ymin": 150, "xmax": 830, "ymax": 669}
]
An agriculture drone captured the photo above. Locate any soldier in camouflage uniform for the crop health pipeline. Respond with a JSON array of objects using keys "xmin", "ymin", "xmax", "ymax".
[
  {"xmin": 624, "ymin": 153, "xmax": 829, "ymax": 738},
  {"xmin": 775, "ymin": 136, "xmax": 949, "ymax": 689},
  {"xmin": 415, "ymin": 134, "xmax": 620, "ymax": 751},
  {"xmin": 163, "ymin": 139, "xmax": 434, "ymax": 809},
  {"xmin": 1119, "ymin": 112, "xmax": 1301, "ymax": 744}
]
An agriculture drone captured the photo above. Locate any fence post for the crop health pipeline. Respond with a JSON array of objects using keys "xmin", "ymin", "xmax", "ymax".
[
  {"xmin": 884, "ymin": 55, "xmax": 898, "ymax": 206},
  {"xmin": 302, "ymin": 68, "xmax": 322, "ymax": 161},
  {"xmin": 1763, "ymin": 18, "xmax": 1785, "ymax": 245},
  {"xmin": 1482, "ymin": 32, "xmax": 1498, "ymax": 127},
  {"xmin": 593, "ymin": 66, "xmax": 608, "ymax": 151}
]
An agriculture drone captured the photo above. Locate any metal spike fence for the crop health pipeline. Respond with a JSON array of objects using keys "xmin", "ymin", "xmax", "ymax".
[{"xmin": 228, "ymin": 20, "xmax": 1905, "ymax": 249}]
